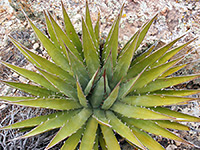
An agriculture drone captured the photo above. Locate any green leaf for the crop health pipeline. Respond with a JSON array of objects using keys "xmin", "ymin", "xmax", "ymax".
[
  {"xmin": 84, "ymin": 69, "xmax": 100, "ymax": 96},
  {"xmin": 136, "ymin": 74, "xmax": 200, "ymax": 94},
  {"xmin": 118, "ymin": 67, "xmax": 146, "ymax": 99},
  {"xmin": 44, "ymin": 11, "xmax": 60, "ymax": 48},
  {"xmin": 120, "ymin": 117, "xmax": 187, "ymax": 144},
  {"xmin": 155, "ymin": 120, "xmax": 190, "ymax": 130},
  {"xmin": 47, "ymin": 12, "xmax": 82, "ymax": 61},
  {"xmin": 100, "ymin": 125, "xmax": 121, "ymax": 150},
  {"xmin": 82, "ymin": 18, "xmax": 100, "ymax": 76},
  {"xmin": 159, "ymin": 64, "xmax": 187, "ymax": 78},
  {"xmin": 93, "ymin": 132, "xmax": 99, "ymax": 150},
  {"xmin": 45, "ymin": 108, "xmax": 92, "ymax": 149},
  {"xmin": 93, "ymin": 109, "xmax": 111, "ymax": 127},
  {"xmin": 112, "ymin": 31, "xmax": 139, "ymax": 85},
  {"xmin": 21, "ymin": 110, "xmax": 80, "ymax": 138},
  {"xmin": 130, "ymin": 58, "xmax": 181, "ymax": 91},
  {"xmin": 9, "ymin": 36, "xmax": 39, "ymax": 67},
  {"xmin": 126, "ymin": 35, "xmax": 185, "ymax": 79},
  {"xmin": 9, "ymin": 98, "xmax": 82, "ymax": 110},
  {"xmin": 152, "ymin": 107, "xmax": 200, "ymax": 122},
  {"xmin": 111, "ymin": 102, "xmax": 172, "ymax": 120},
  {"xmin": 130, "ymin": 127, "xmax": 165, "ymax": 150},
  {"xmin": 27, "ymin": 17, "xmax": 70, "ymax": 72},
  {"xmin": 130, "ymin": 44, "xmax": 155, "ymax": 66},
  {"xmin": 103, "ymin": 4, "xmax": 124, "ymax": 66},
  {"xmin": 90, "ymin": 76, "xmax": 104, "ymax": 108},
  {"xmin": 1, "ymin": 111, "xmax": 63, "ymax": 129},
  {"xmin": 0, "ymin": 96, "xmax": 34, "ymax": 102},
  {"xmin": 99, "ymin": 133, "xmax": 108, "ymax": 150},
  {"xmin": 94, "ymin": 12, "xmax": 100, "ymax": 46},
  {"xmin": 9, "ymin": 36, "xmax": 75, "ymax": 82},
  {"xmin": 36, "ymin": 67, "xmax": 78, "ymax": 100},
  {"xmin": 1, "ymin": 61, "xmax": 58, "ymax": 92},
  {"xmin": 151, "ymin": 38, "xmax": 196, "ymax": 67},
  {"xmin": 121, "ymin": 95, "xmax": 196, "ymax": 107},
  {"xmin": 102, "ymin": 81, "xmax": 120, "ymax": 109},
  {"xmin": 1, "ymin": 81, "xmax": 56, "ymax": 97},
  {"xmin": 62, "ymin": 1, "xmax": 82, "ymax": 55},
  {"xmin": 135, "ymin": 13, "xmax": 158, "ymax": 51},
  {"xmin": 61, "ymin": 128, "xmax": 84, "ymax": 150},
  {"xmin": 85, "ymin": 0, "xmax": 98, "ymax": 49},
  {"xmin": 65, "ymin": 45, "xmax": 89, "ymax": 89},
  {"xmin": 106, "ymin": 111, "xmax": 145, "ymax": 149},
  {"xmin": 80, "ymin": 117, "xmax": 98, "ymax": 150},
  {"xmin": 76, "ymin": 79, "xmax": 88, "ymax": 107},
  {"xmin": 152, "ymin": 89, "xmax": 200, "ymax": 96}
]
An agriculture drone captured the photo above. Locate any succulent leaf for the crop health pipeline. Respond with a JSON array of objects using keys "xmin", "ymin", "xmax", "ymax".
[
  {"xmin": 82, "ymin": 18, "xmax": 100, "ymax": 76},
  {"xmin": 1, "ymin": 61, "xmax": 58, "ymax": 92},
  {"xmin": 121, "ymin": 95, "xmax": 196, "ymax": 107},
  {"xmin": 136, "ymin": 75, "xmax": 200, "ymax": 94},
  {"xmin": 1, "ymin": 111, "xmax": 63, "ymax": 129},
  {"xmin": 36, "ymin": 67, "xmax": 78, "ymax": 100},
  {"xmin": 151, "ymin": 38, "xmax": 196, "ymax": 67},
  {"xmin": 155, "ymin": 120, "xmax": 190, "ymax": 130},
  {"xmin": 130, "ymin": 127, "xmax": 165, "ymax": 150},
  {"xmin": 85, "ymin": 0, "xmax": 98, "ymax": 50},
  {"xmin": 1, "ymin": 81, "xmax": 56, "ymax": 97},
  {"xmin": 106, "ymin": 111, "xmax": 145, "ymax": 149},
  {"xmin": 44, "ymin": 11, "xmax": 60, "ymax": 48},
  {"xmin": 152, "ymin": 107, "xmax": 200, "ymax": 122},
  {"xmin": 126, "ymin": 35, "xmax": 185, "ymax": 79},
  {"xmin": 111, "ymin": 102, "xmax": 172, "ymax": 120},
  {"xmin": 79, "ymin": 117, "xmax": 98, "ymax": 150},
  {"xmin": 159, "ymin": 64, "xmax": 187, "ymax": 78},
  {"xmin": 27, "ymin": 17, "xmax": 71, "ymax": 72},
  {"xmin": 61, "ymin": 1, "xmax": 82, "ymax": 55},
  {"xmin": 60, "ymin": 128, "xmax": 84, "ymax": 150},
  {"xmin": 152, "ymin": 89, "xmax": 200, "ymax": 96},
  {"xmin": 93, "ymin": 109, "xmax": 111, "ymax": 127},
  {"xmin": 120, "ymin": 117, "xmax": 188, "ymax": 143},
  {"xmin": 46, "ymin": 108, "xmax": 92, "ymax": 149},
  {"xmin": 100, "ymin": 125, "xmax": 121, "ymax": 150},
  {"xmin": 20, "ymin": 110, "xmax": 80, "ymax": 138},
  {"xmin": 8, "ymin": 98, "xmax": 82, "ymax": 110}
]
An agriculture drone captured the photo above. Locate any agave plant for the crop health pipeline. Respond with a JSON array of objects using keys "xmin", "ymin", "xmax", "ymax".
[{"xmin": 0, "ymin": 1, "xmax": 200, "ymax": 150}]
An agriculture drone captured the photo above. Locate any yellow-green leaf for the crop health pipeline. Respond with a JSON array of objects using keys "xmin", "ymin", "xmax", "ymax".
[
  {"xmin": 136, "ymin": 75, "xmax": 200, "ymax": 94},
  {"xmin": 121, "ymin": 95, "xmax": 196, "ymax": 107},
  {"xmin": 106, "ymin": 111, "xmax": 145, "ymax": 149},
  {"xmin": 9, "ymin": 98, "xmax": 82, "ymax": 110},
  {"xmin": 62, "ymin": 1, "xmax": 82, "ymax": 55},
  {"xmin": 80, "ymin": 117, "xmax": 98, "ymax": 150},
  {"xmin": 100, "ymin": 125, "xmax": 121, "ymax": 150},
  {"xmin": 111, "ymin": 102, "xmax": 172, "ymax": 120},
  {"xmin": 82, "ymin": 18, "xmax": 100, "ymax": 76},
  {"xmin": 45, "ymin": 108, "xmax": 92, "ymax": 149},
  {"xmin": 1, "ymin": 61, "xmax": 58, "ymax": 92}
]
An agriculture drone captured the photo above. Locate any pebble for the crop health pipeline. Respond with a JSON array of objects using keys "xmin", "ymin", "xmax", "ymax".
[
  {"xmin": 18, "ymin": 76, "xmax": 28, "ymax": 83},
  {"xmin": 166, "ymin": 145, "xmax": 177, "ymax": 150},
  {"xmin": 33, "ymin": 43, "xmax": 39, "ymax": 50},
  {"xmin": 12, "ymin": 72, "xmax": 19, "ymax": 77}
]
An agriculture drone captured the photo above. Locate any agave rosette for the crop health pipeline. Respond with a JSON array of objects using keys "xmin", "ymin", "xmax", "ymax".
[{"xmin": 1, "ymin": 1, "xmax": 200, "ymax": 150}]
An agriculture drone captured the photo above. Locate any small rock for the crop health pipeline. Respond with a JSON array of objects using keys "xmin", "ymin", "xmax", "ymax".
[
  {"xmin": 0, "ymin": 104, "xmax": 6, "ymax": 109},
  {"xmin": 12, "ymin": 72, "xmax": 19, "ymax": 77},
  {"xmin": 175, "ymin": 141, "xmax": 182, "ymax": 146},
  {"xmin": 33, "ymin": 43, "xmax": 39, "ymax": 50},
  {"xmin": 166, "ymin": 144, "xmax": 177, "ymax": 150},
  {"xmin": 19, "ymin": 76, "xmax": 28, "ymax": 83}
]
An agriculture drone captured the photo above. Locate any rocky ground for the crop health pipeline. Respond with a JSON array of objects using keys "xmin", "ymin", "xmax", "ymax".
[{"xmin": 0, "ymin": 0, "xmax": 200, "ymax": 149}]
